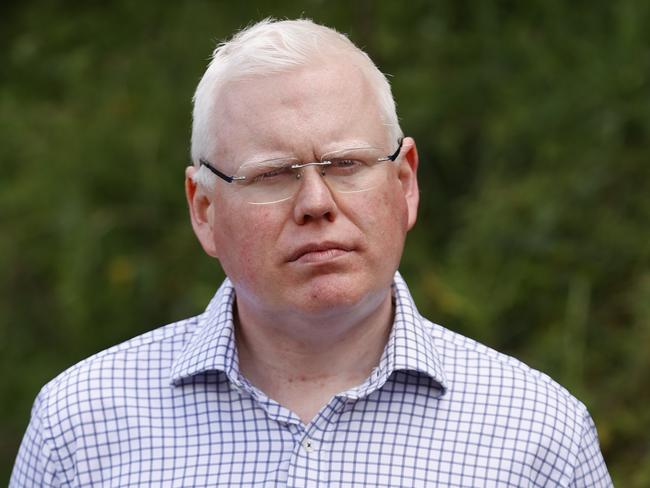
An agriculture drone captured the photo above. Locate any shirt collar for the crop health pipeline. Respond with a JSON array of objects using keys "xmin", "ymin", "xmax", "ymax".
[
  {"xmin": 343, "ymin": 272, "xmax": 448, "ymax": 398},
  {"xmin": 170, "ymin": 272, "xmax": 448, "ymax": 396},
  {"xmin": 170, "ymin": 279, "xmax": 240, "ymax": 385}
]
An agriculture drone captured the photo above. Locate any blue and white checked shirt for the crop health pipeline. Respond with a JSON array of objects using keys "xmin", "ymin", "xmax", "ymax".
[{"xmin": 11, "ymin": 273, "xmax": 612, "ymax": 487}]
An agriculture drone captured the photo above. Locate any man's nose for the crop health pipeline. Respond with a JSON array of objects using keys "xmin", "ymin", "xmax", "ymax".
[{"xmin": 292, "ymin": 166, "xmax": 337, "ymax": 224}]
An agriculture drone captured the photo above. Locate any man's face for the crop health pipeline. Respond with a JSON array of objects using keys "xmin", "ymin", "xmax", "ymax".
[{"xmin": 187, "ymin": 57, "xmax": 419, "ymax": 320}]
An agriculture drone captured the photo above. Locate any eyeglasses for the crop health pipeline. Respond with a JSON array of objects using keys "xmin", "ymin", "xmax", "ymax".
[{"xmin": 199, "ymin": 139, "xmax": 403, "ymax": 204}]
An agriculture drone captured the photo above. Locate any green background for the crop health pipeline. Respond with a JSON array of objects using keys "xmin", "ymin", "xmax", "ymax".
[{"xmin": 2, "ymin": 1, "xmax": 649, "ymax": 485}]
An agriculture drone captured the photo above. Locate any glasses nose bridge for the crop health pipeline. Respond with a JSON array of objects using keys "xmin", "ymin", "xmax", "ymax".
[
  {"xmin": 290, "ymin": 160, "xmax": 335, "ymax": 196},
  {"xmin": 291, "ymin": 160, "xmax": 330, "ymax": 178}
]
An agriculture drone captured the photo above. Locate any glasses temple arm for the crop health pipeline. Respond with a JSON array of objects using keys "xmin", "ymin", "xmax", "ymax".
[
  {"xmin": 387, "ymin": 138, "xmax": 404, "ymax": 162},
  {"xmin": 199, "ymin": 159, "xmax": 236, "ymax": 183}
]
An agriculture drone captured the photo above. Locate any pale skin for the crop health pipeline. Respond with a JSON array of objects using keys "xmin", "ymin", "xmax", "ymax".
[{"xmin": 186, "ymin": 54, "xmax": 419, "ymax": 423}]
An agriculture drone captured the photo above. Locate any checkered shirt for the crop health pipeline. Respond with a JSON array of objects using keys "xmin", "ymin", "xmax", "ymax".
[{"xmin": 11, "ymin": 273, "xmax": 612, "ymax": 487}]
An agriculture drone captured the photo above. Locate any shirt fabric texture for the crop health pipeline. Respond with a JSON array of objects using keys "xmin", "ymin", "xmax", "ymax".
[{"xmin": 11, "ymin": 273, "xmax": 613, "ymax": 487}]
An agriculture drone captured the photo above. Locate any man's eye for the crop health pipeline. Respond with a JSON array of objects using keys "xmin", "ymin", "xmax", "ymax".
[
  {"xmin": 251, "ymin": 166, "xmax": 292, "ymax": 182},
  {"xmin": 334, "ymin": 159, "xmax": 358, "ymax": 167},
  {"xmin": 329, "ymin": 159, "xmax": 365, "ymax": 173}
]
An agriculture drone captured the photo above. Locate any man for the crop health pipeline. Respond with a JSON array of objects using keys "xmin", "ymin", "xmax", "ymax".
[{"xmin": 12, "ymin": 18, "xmax": 612, "ymax": 487}]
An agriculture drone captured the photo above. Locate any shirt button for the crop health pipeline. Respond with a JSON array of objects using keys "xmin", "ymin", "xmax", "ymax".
[{"xmin": 302, "ymin": 438, "xmax": 316, "ymax": 453}]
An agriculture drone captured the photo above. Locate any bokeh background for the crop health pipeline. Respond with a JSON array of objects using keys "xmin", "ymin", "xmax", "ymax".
[{"xmin": 2, "ymin": 0, "xmax": 649, "ymax": 484}]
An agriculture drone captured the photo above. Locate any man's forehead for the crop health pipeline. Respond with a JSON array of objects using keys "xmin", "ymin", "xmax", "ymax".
[
  {"xmin": 211, "ymin": 58, "xmax": 386, "ymax": 165},
  {"xmin": 222, "ymin": 57, "xmax": 371, "ymax": 112}
]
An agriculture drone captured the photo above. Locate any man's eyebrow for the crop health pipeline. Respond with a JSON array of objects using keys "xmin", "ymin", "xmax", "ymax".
[
  {"xmin": 324, "ymin": 144, "xmax": 380, "ymax": 155},
  {"xmin": 323, "ymin": 140, "xmax": 377, "ymax": 151},
  {"xmin": 238, "ymin": 156, "xmax": 298, "ymax": 170}
]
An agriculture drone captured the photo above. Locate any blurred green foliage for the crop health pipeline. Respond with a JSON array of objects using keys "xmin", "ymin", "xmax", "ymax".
[{"xmin": 1, "ymin": 0, "xmax": 648, "ymax": 485}]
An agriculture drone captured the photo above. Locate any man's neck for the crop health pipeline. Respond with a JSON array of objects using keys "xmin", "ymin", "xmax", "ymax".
[{"xmin": 234, "ymin": 288, "xmax": 394, "ymax": 424}]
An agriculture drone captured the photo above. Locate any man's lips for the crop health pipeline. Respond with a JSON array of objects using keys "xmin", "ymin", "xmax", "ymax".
[{"xmin": 287, "ymin": 242, "xmax": 354, "ymax": 263}]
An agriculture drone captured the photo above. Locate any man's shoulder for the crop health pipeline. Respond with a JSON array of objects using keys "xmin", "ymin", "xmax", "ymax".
[
  {"xmin": 425, "ymin": 318, "xmax": 589, "ymax": 419},
  {"xmin": 33, "ymin": 315, "xmax": 200, "ymax": 422}
]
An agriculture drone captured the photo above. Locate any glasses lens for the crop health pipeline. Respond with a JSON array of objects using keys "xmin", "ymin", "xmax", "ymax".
[
  {"xmin": 321, "ymin": 147, "xmax": 388, "ymax": 194},
  {"xmin": 237, "ymin": 158, "xmax": 301, "ymax": 204}
]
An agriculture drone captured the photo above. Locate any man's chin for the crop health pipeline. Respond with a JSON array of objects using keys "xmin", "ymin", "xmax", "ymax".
[{"xmin": 285, "ymin": 273, "xmax": 388, "ymax": 317}]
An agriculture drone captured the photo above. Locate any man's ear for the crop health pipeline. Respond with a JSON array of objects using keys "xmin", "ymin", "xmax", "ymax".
[
  {"xmin": 397, "ymin": 137, "xmax": 420, "ymax": 230},
  {"xmin": 185, "ymin": 166, "xmax": 219, "ymax": 258}
]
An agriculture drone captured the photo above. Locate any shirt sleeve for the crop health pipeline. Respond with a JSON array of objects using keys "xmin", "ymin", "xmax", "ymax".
[
  {"xmin": 570, "ymin": 410, "xmax": 614, "ymax": 488},
  {"xmin": 10, "ymin": 388, "xmax": 66, "ymax": 488}
]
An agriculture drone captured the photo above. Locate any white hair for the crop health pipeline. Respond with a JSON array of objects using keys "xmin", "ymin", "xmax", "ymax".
[{"xmin": 191, "ymin": 18, "xmax": 403, "ymax": 189}]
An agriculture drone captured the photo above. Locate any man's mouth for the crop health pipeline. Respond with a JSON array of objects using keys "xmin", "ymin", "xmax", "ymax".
[{"xmin": 288, "ymin": 242, "xmax": 353, "ymax": 263}]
